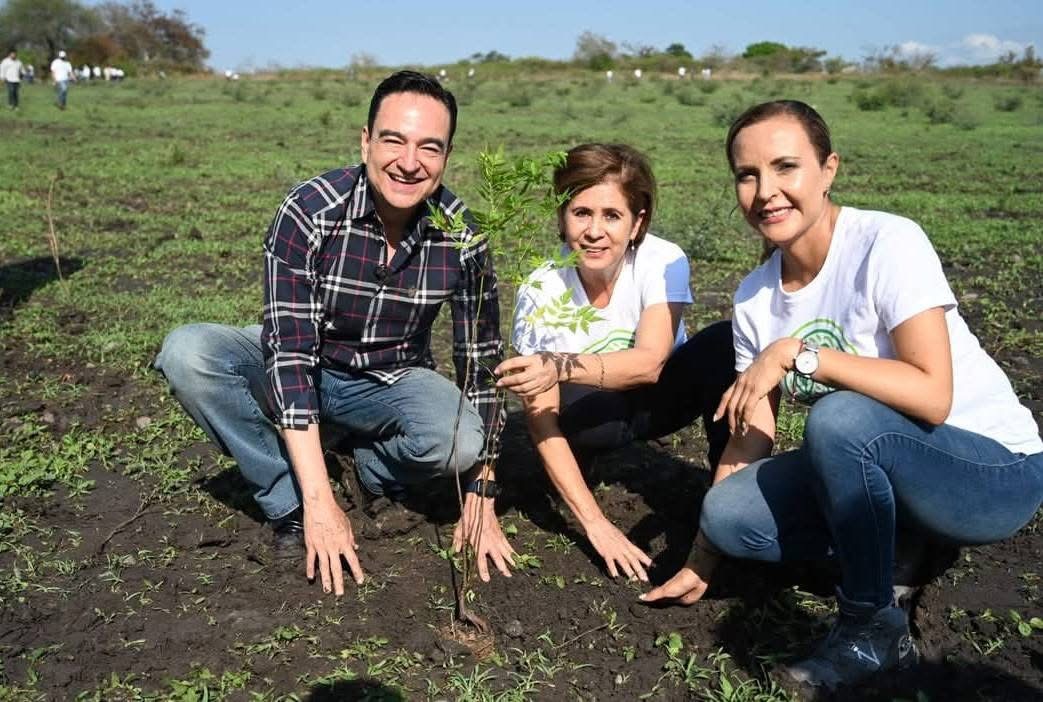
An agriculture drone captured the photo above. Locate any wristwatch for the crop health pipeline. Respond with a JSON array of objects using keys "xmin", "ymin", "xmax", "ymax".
[
  {"xmin": 464, "ymin": 478, "xmax": 501, "ymax": 498},
  {"xmin": 793, "ymin": 339, "xmax": 821, "ymax": 377}
]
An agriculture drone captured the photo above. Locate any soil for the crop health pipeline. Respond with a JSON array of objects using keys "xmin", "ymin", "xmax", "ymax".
[{"xmin": 0, "ymin": 281, "xmax": 1040, "ymax": 701}]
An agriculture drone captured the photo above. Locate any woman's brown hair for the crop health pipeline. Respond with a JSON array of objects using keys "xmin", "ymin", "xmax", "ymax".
[{"xmin": 554, "ymin": 143, "xmax": 656, "ymax": 247}]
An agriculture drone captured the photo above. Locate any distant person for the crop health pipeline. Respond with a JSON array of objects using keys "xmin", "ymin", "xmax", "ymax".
[
  {"xmin": 50, "ymin": 51, "xmax": 75, "ymax": 110},
  {"xmin": 495, "ymin": 143, "xmax": 734, "ymax": 582},
  {"xmin": 25, "ymin": 64, "xmax": 34, "ymax": 84},
  {"xmin": 642, "ymin": 100, "xmax": 1043, "ymax": 690},
  {"xmin": 1, "ymin": 49, "xmax": 23, "ymax": 110},
  {"xmin": 155, "ymin": 71, "xmax": 515, "ymax": 595}
]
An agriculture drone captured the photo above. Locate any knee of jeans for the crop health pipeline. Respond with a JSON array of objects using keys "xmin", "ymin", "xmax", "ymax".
[
  {"xmin": 700, "ymin": 483, "xmax": 778, "ymax": 558},
  {"xmin": 155, "ymin": 324, "xmax": 225, "ymax": 395},
  {"xmin": 407, "ymin": 412, "xmax": 485, "ymax": 477},
  {"xmin": 804, "ymin": 391, "xmax": 880, "ymax": 459}
]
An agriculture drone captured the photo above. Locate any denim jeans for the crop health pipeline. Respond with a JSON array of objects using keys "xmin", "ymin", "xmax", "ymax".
[
  {"xmin": 56, "ymin": 80, "xmax": 69, "ymax": 108},
  {"xmin": 5, "ymin": 81, "xmax": 18, "ymax": 109},
  {"xmin": 154, "ymin": 323, "xmax": 485, "ymax": 519},
  {"xmin": 557, "ymin": 320, "xmax": 735, "ymax": 468},
  {"xmin": 700, "ymin": 391, "xmax": 1043, "ymax": 617}
]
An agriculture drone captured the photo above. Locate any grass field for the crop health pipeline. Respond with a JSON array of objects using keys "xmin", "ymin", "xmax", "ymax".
[{"xmin": 1, "ymin": 72, "xmax": 1041, "ymax": 700}]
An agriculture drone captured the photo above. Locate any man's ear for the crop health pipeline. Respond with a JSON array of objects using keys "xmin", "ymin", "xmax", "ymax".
[{"xmin": 360, "ymin": 126, "xmax": 370, "ymax": 163}]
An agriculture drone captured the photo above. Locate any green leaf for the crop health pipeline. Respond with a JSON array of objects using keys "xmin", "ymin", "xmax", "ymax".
[
  {"xmin": 719, "ymin": 674, "xmax": 733, "ymax": 697},
  {"xmin": 665, "ymin": 631, "xmax": 683, "ymax": 657}
]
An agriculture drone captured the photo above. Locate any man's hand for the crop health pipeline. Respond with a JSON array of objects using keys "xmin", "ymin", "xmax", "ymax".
[
  {"xmin": 584, "ymin": 516, "xmax": 652, "ymax": 582},
  {"xmin": 452, "ymin": 492, "xmax": 516, "ymax": 582},
  {"xmin": 303, "ymin": 495, "xmax": 364, "ymax": 595},
  {"xmin": 494, "ymin": 353, "xmax": 561, "ymax": 399},
  {"xmin": 638, "ymin": 567, "xmax": 709, "ymax": 606}
]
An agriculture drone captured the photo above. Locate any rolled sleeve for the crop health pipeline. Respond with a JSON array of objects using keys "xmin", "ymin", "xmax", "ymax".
[
  {"xmin": 262, "ymin": 189, "xmax": 324, "ymax": 429},
  {"xmin": 451, "ymin": 238, "xmax": 506, "ymax": 463}
]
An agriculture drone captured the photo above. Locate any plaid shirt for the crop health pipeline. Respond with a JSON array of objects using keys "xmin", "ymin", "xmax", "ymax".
[{"xmin": 262, "ymin": 165, "xmax": 504, "ymax": 462}]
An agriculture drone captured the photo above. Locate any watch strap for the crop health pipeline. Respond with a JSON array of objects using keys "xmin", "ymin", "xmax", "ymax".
[{"xmin": 464, "ymin": 478, "xmax": 500, "ymax": 498}]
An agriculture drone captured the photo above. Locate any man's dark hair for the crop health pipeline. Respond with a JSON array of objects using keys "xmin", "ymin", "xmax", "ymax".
[{"xmin": 367, "ymin": 70, "xmax": 458, "ymax": 146}]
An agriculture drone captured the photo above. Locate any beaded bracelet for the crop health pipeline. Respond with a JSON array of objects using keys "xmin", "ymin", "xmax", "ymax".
[{"xmin": 596, "ymin": 354, "xmax": 605, "ymax": 390}]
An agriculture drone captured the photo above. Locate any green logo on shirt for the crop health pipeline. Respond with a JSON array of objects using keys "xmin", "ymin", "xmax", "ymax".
[
  {"xmin": 783, "ymin": 318, "xmax": 856, "ymax": 404},
  {"xmin": 583, "ymin": 329, "xmax": 636, "ymax": 354}
]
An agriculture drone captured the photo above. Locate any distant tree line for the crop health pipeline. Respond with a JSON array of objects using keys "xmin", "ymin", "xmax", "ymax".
[
  {"xmin": 0, "ymin": 0, "xmax": 208, "ymax": 74},
  {"xmin": 569, "ymin": 32, "xmax": 836, "ymax": 74},
  {"xmin": 559, "ymin": 32, "xmax": 1039, "ymax": 81}
]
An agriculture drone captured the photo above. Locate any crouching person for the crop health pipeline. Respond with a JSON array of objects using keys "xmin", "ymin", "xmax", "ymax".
[{"xmin": 155, "ymin": 71, "xmax": 515, "ymax": 594}]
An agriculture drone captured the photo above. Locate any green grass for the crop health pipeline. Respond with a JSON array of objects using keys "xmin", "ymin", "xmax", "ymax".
[
  {"xmin": 5, "ymin": 76, "xmax": 1040, "ymax": 373},
  {"xmin": 1, "ymin": 72, "xmax": 1041, "ymax": 700}
]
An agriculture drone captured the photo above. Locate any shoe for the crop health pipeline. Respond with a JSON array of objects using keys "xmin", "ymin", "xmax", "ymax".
[
  {"xmin": 786, "ymin": 605, "xmax": 918, "ymax": 690},
  {"xmin": 270, "ymin": 507, "xmax": 304, "ymax": 554}
]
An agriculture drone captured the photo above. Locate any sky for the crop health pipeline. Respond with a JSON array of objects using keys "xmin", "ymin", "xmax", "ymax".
[{"xmin": 94, "ymin": 0, "xmax": 1042, "ymax": 72}]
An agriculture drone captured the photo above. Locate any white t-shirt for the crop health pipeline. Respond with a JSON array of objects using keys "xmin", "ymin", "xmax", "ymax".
[
  {"xmin": 50, "ymin": 58, "xmax": 74, "ymax": 82},
  {"xmin": 0, "ymin": 57, "xmax": 22, "ymax": 83},
  {"xmin": 512, "ymin": 233, "xmax": 692, "ymax": 355},
  {"xmin": 732, "ymin": 207, "xmax": 1042, "ymax": 455}
]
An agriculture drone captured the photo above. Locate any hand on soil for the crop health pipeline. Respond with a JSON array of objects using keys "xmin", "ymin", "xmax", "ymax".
[
  {"xmin": 494, "ymin": 353, "xmax": 559, "ymax": 399},
  {"xmin": 638, "ymin": 567, "xmax": 709, "ymax": 606},
  {"xmin": 584, "ymin": 516, "xmax": 651, "ymax": 582},
  {"xmin": 303, "ymin": 498, "xmax": 364, "ymax": 595},
  {"xmin": 453, "ymin": 493, "xmax": 517, "ymax": 582}
]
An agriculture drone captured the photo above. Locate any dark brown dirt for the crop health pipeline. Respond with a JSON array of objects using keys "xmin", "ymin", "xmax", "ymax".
[{"xmin": 0, "ymin": 322, "xmax": 1040, "ymax": 701}]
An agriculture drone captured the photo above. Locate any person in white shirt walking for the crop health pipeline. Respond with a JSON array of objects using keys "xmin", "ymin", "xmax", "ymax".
[
  {"xmin": 50, "ymin": 50, "xmax": 75, "ymax": 110},
  {"xmin": 1, "ymin": 49, "xmax": 23, "ymax": 110}
]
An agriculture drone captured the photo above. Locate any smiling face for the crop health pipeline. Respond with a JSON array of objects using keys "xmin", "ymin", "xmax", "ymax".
[
  {"xmin": 360, "ymin": 91, "xmax": 452, "ymax": 225},
  {"xmin": 562, "ymin": 180, "xmax": 645, "ymax": 281},
  {"xmin": 730, "ymin": 115, "xmax": 838, "ymax": 250}
]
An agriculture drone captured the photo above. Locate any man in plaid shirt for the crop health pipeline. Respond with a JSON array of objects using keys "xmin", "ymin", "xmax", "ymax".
[{"xmin": 156, "ymin": 71, "xmax": 515, "ymax": 594}]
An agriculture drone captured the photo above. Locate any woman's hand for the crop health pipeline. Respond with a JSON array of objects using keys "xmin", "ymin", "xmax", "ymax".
[
  {"xmin": 639, "ymin": 567, "xmax": 709, "ymax": 605},
  {"xmin": 495, "ymin": 353, "xmax": 563, "ymax": 399},
  {"xmin": 584, "ymin": 516, "xmax": 652, "ymax": 582},
  {"xmin": 715, "ymin": 338, "xmax": 798, "ymax": 435}
]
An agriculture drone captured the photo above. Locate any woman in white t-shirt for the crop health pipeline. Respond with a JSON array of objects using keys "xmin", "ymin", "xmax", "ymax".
[
  {"xmin": 494, "ymin": 143, "xmax": 735, "ymax": 582},
  {"xmin": 641, "ymin": 101, "xmax": 1043, "ymax": 690}
]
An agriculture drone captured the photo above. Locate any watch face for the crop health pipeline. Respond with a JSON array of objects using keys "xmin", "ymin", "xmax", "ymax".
[{"xmin": 795, "ymin": 350, "xmax": 818, "ymax": 375}]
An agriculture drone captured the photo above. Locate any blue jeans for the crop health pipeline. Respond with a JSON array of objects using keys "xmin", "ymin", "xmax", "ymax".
[
  {"xmin": 56, "ymin": 80, "xmax": 69, "ymax": 108},
  {"xmin": 701, "ymin": 391, "xmax": 1043, "ymax": 617},
  {"xmin": 6, "ymin": 81, "xmax": 18, "ymax": 109},
  {"xmin": 154, "ymin": 323, "xmax": 485, "ymax": 519}
]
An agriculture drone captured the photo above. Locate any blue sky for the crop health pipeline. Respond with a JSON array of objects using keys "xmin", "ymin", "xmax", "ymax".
[{"xmin": 97, "ymin": 0, "xmax": 1042, "ymax": 72}]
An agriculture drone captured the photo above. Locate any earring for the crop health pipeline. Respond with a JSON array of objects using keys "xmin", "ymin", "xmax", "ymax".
[{"xmin": 824, "ymin": 188, "xmax": 831, "ymax": 198}]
